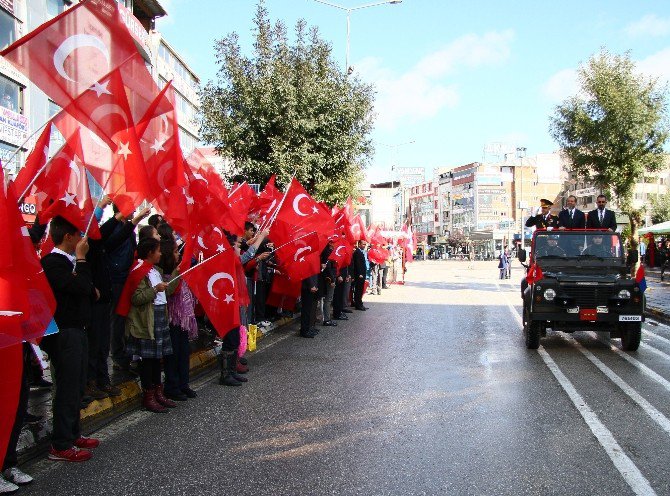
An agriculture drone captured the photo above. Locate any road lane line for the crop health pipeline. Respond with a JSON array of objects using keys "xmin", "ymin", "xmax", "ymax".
[
  {"xmin": 561, "ymin": 333, "xmax": 670, "ymax": 437},
  {"xmin": 640, "ymin": 342, "xmax": 670, "ymax": 361},
  {"xmin": 588, "ymin": 332, "xmax": 670, "ymax": 394},
  {"xmin": 499, "ymin": 289, "xmax": 657, "ymax": 495},
  {"xmin": 643, "ymin": 330, "xmax": 670, "ymax": 347}
]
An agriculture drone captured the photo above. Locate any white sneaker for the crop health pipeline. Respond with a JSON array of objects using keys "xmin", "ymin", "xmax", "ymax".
[
  {"xmin": 2, "ymin": 467, "xmax": 33, "ymax": 486},
  {"xmin": 0, "ymin": 477, "xmax": 18, "ymax": 494},
  {"xmin": 259, "ymin": 320, "xmax": 271, "ymax": 327}
]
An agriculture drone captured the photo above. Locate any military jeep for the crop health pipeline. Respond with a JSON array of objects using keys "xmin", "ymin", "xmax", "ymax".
[{"xmin": 518, "ymin": 230, "xmax": 644, "ymax": 350}]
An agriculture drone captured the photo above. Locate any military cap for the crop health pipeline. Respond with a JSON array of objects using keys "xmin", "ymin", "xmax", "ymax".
[{"xmin": 540, "ymin": 199, "xmax": 553, "ymax": 207}]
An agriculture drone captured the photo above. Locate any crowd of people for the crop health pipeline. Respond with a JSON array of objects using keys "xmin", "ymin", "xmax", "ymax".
[{"xmin": 1, "ymin": 196, "xmax": 408, "ymax": 494}]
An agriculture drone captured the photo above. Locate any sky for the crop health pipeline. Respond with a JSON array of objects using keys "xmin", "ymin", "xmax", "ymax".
[{"xmin": 157, "ymin": 0, "xmax": 670, "ymax": 184}]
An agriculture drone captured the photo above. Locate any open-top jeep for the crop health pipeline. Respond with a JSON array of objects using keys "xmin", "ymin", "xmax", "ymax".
[{"xmin": 518, "ymin": 229, "xmax": 645, "ymax": 350}]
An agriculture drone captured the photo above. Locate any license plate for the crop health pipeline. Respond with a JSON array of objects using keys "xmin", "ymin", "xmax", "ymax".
[{"xmin": 619, "ymin": 315, "xmax": 642, "ymax": 322}]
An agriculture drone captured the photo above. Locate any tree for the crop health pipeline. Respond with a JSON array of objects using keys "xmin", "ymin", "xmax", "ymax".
[
  {"xmin": 550, "ymin": 50, "xmax": 669, "ymax": 268},
  {"xmin": 651, "ymin": 192, "xmax": 670, "ymax": 224},
  {"xmin": 199, "ymin": 1, "xmax": 375, "ymax": 205}
]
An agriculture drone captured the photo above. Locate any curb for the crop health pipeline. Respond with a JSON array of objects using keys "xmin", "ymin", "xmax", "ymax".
[
  {"xmin": 646, "ymin": 306, "xmax": 670, "ymax": 326},
  {"xmin": 17, "ymin": 315, "xmax": 297, "ymax": 462}
]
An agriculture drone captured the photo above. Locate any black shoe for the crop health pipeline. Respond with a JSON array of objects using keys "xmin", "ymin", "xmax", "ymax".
[
  {"xmin": 342, "ymin": 309, "xmax": 353, "ymax": 314},
  {"xmin": 382, "ymin": 286, "xmax": 390, "ymax": 289},
  {"xmin": 310, "ymin": 328, "xmax": 320, "ymax": 335},
  {"xmin": 81, "ymin": 395, "xmax": 93, "ymax": 405},
  {"xmin": 239, "ymin": 357, "xmax": 248, "ymax": 366},
  {"xmin": 232, "ymin": 373, "xmax": 248, "ymax": 383},
  {"xmin": 181, "ymin": 387, "xmax": 197, "ymax": 398},
  {"xmin": 299, "ymin": 331, "xmax": 315, "ymax": 338},
  {"xmin": 322, "ymin": 321, "xmax": 337, "ymax": 327},
  {"xmin": 29, "ymin": 378, "xmax": 52, "ymax": 390},
  {"xmin": 164, "ymin": 390, "xmax": 188, "ymax": 401},
  {"xmin": 23, "ymin": 412, "xmax": 43, "ymax": 425},
  {"xmin": 355, "ymin": 306, "xmax": 367, "ymax": 311},
  {"xmin": 219, "ymin": 374, "xmax": 242, "ymax": 386},
  {"xmin": 335, "ymin": 315, "xmax": 349, "ymax": 321}
]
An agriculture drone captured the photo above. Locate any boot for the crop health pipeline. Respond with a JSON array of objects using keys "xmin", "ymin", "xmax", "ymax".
[
  {"xmin": 218, "ymin": 352, "xmax": 242, "ymax": 387},
  {"xmin": 236, "ymin": 361, "xmax": 249, "ymax": 374},
  {"xmin": 229, "ymin": 353, "xmax": 248, "ymax": 383},
  {"xmin": 142, "ymin": 388, "xmax": 167, "ymax": 413},
  {"xmin": 154, "ymin": 384, "xmax": 177, "ymax": 408}
]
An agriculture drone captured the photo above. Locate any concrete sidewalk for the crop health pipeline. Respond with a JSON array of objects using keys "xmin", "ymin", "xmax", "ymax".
[{"xmin": 17, "ymin": 315, "xmax": 296, "ymax": 463}]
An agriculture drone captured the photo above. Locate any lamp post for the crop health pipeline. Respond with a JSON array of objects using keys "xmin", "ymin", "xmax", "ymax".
[
  {"xmin": 313, "ymin": 0, "xmax": 402, "ymax": 72},
  {"xmin": 516, "ymin": 146, "xmax": 527, "ymax": 250}
]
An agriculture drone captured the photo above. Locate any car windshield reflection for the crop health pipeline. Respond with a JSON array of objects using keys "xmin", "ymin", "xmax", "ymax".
[{"xmin": 534, "ymin": 232, "xmax": 622, "ymax": 259}]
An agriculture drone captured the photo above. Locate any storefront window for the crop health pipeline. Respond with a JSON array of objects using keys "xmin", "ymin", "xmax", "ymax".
[
  {"xmin": 0, "ymin": 141, "xmax": 20, "ymax": 175},
  {"xmin": 0, "ymin": 75, "xmax": 21, "ymax": 113},
  {"xmin": 0, "ymin": 7, "xmax": 16, "ymax": 50}
]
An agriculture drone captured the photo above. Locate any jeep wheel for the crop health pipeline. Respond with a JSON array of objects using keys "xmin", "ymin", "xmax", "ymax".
[
  {"xmin": 621, "ymin": 323, "xmax": 642, "ymax": 351},
  {"xmin": 525, "ymin": 320, "xmax": 541, "ymax": 350}
]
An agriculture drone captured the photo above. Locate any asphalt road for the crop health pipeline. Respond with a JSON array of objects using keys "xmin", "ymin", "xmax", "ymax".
[{"xmin": 20, "ymin": 261, "xmax": 670, "ymax": 495}]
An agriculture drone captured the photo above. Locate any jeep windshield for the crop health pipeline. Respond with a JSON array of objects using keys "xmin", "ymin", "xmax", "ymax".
[{"xmin": 533, "ymin": 231, "xmax": 623, "ymax": 261}]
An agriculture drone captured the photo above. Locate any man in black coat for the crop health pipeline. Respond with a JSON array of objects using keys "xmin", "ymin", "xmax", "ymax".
[
  {"xmin": 352, "ymin": 240, "xmax": 368, "ymax": 310},
  {"xmin": 40, "ymin": 216, "xmax": 99, "ymax": 462},
  {"xmin": 332, "ymin": 262, "xmax": 349, "ymax": 320},
  {"xmin": 525, "ymin": 199, "xmax": 559, "ymax": 229},
  {"xmin": 586, "ymin": 194, "xmax": 617, "ymax": 231},
  {"xmin": 558, "ymin": 195, "xmax": 586, "ymax": 230},
  {"xmin": 299, "ymin": 274, "xmax": 319, "ymax": 338}
]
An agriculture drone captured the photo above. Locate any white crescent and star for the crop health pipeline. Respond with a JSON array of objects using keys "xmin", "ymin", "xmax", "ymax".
[
  {"xmin": 90, "ymin": 104, "xmax": 129, "ymax": 126},
  {"xmin": 69, "ymin": 161, "xmax": 81, "ymax": 187},
  {"xmin": 197, "ymin": 235, "xmax": 208, "ymax": 250},
  {"xmin": 116, "ymin": 141, "xmax": 132, "ymax": 160},
  {"xmin": 207, "ymin": 272, "xmax": 235, "ymax": 300},
  {"xmin": 53, "ymin": 34, "xmax": 110, "ymax": 84},
  {"xmin": 156, "ymin": 161, "xmax": 173, "ymax": 191},
  {"xmin": 60, "ymin": 191, "xmax": 77, "ymax": 206},
  {"xmin": 89, "ymin": 80, "xmax": 112, "ymax": 98},
  {"xmin": 292, "ymin": 194, "xmax": 310, "ymax": 217},
  {"xmin": 150, "ymin": 138, "xmax": 166, "ymax": 155},
  {"xmin": 294, "ymin": 246, "xmax": 312, "ymax": 262},
  {"xmin": 131, "ymin": 260, "xmax": 144, "ymax": 272},
  {"xmin": 335, "ymin": 245, "xmax": 345, "ymax": 257}
]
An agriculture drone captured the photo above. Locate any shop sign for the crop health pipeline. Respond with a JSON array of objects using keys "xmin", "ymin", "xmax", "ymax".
[{"xmin": 0, "ymin": 106, "xmax": 28, "ymax": 146}]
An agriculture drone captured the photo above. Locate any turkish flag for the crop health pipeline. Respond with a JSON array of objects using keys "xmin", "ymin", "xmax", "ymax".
[
  {"xmin": 266, "ymin": 272, "xmax": 300, "ymax": 311},
  {"xmin": 115, "ymin": 259, "xmax": 153, "ymax": 317},
  {"xmin": 191, "ymin": 225, "xmax": 229, "ymax": 260},
  {"xmin": 252, "ymin": 175, "xmax": 282, "ymax": 226},
  {"xmin": 39, "ymin": 148, "xmax": 102, "ymax": 239},
  {"xmin": 329, "ymin": 238, "xmax": 353, "ymax": 267},
  {"xmin": 0, "ymin": 339, "xmax": 21, "ymax": 472},
  {"xmin": 0, "ymin": 170, "xmax": 56, "ymax": 345},
  {"xmin": 273, "ymin": 178, "xmax": 335, "ymax": 238},
  {"xmin": 271, "ymin": 220, "xmax": 323, "ymax": 282},
  {"xmin": 225, "ymin": 182, "xmax": 257, "ymax": 235},
  {"xmin": 349, "ymin": 214, "xmax": 367, "ymax": 242},
  {"xmin": 367, "ymin": 246, "xmax": 390, "ymax": 265},
  {"xmin": 526, "ymin": 263, "xmax": 544, "ymax": 284},
  {"xmin": 183, "ymin": 248, "xmax": 240, "ymax": 338},
  {"xmin": 13, "ymin": 121, "xmax": 52, "ymax": 201},
  {"xmin": 0, "ymin": 0, "xmax": 140, "ymax": 110}
]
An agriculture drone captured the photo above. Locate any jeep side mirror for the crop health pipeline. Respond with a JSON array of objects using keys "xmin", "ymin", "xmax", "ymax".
[
  {"xmin": 626, "ymin": 249, "xmax": 638, "ymax": 267},
  {"xmin": 518, "ymin": 249, "xmax": 527, "ymax": 263}
]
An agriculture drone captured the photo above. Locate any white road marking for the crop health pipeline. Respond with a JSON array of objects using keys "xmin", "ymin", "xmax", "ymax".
[
  {"xmin": 561, "ymin": 333, "xmax": 670, "ymax": 437},
  {"xmin": 588, "ymin": 332, "xmax": 670, "ymax": 394},
  {"xmin": 643, "ymin": 330, "xmax": 670, "ymax": 347},
  {"xmin": 499, "ymin": 285, "xmax": 657, "ymax": 495}
]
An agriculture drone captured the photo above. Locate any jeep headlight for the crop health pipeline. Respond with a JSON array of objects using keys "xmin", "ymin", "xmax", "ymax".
[
  {"xmin": 618, "ymin": 289, "xmax": 631, "ymax": 299},
  {"xmin": 544, "ymin": 288, "xmax": 556, "ymax": 301}
]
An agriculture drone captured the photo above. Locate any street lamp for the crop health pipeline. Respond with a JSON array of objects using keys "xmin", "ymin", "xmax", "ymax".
[
  {"xmin": 313, "ymin": 0, "xmax": 402, "ymax": 72},
  {"xmin": 516, "ymin": 146, "xmax": 527, "ymax": 250}
]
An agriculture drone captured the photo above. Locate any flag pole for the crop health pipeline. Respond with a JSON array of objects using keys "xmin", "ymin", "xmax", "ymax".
[
  {"xmin": 168, "ymin": 248, "xmax": 228, "ymax": 283},
  {"xmin": 260, "ymin": 175, "xmax": 294, "ymax": 232},
  {"xmin": 16, "ymin": 139, "xmax": 69, "ymax": 203},
  {"xmin": 270, "ymin": 230, "xmax": 316, "ymax": 253}
]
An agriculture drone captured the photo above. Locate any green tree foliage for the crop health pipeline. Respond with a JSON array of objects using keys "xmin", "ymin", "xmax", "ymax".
[
  {"xmin": 651, "ymin": 192, "xmax": 670, "ymax": 224},
  {"xmin": 199, "ymin": 1, "xmax": 374, "ymax": 205},
  {"xmin": 550, "ymin": 50, "xmax": 669, "ymax": 260}
]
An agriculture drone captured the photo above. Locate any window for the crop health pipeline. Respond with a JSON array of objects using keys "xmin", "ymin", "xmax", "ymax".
[
  {"xmin": 0, "ymin": 141, "xmax": 19, "ymax": 174},
  {"xmin": 0, "ymin": 74, "xmax": 21, "ymax": 113},
  {"xmin": 0, "ymin": 8, "xmax": 16, "ymax": 50},
  {"xmin": 46, "ymin": 0, "xmax": 66, "ymax": 19},
  {"xmin": 116, "ymin": 0, "xmax": 133, "ymax": 9}
]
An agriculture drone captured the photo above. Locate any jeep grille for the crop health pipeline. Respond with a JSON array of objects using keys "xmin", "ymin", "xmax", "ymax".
[{"xmin": 561, "ymin": 284, "xmax": 617, "ymax": 307}]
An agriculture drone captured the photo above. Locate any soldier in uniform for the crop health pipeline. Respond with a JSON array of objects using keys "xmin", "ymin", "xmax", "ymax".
[
  {"xmin": 525, "ymin": 199, "xmax": 560, "ymax": 229},
  {"xmin": 581, "ymin": 234, "xmax": 611, "ymax": 257},
  {"xmin": 535, "ymin": 235, "xmax": 567, "ymax": 257}
]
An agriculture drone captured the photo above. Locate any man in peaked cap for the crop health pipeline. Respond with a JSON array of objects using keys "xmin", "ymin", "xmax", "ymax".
[{"xmin": 525, "ymin": 199, "xmax": 559, "ymax": 230}]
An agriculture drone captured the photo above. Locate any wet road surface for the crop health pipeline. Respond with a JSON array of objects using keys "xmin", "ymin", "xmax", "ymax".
[{"xmin": 20, "ymin": 261, "xmax": 670, "ymax": 495}]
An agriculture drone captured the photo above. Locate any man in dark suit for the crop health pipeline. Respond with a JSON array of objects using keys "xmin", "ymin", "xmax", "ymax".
[
  {"xmin": 299, "ymin": 274, "xmax": 319, "ymax": 338},
  {"xmin": 352, "ymin": 240, "xmax": 368, "ymax": 310},
  {"xmin": 558, "ymin": 195, "xmax": 586, "ymax": 229},
  {"xmin": 586, "ymin": 194, "xmax": 617, "ymax": 231},
  {"xmin": 525, "ymin": 199, "xmax": 559, "ymax": 229}
]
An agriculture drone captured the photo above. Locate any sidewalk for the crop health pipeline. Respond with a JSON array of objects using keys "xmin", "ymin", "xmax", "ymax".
[
  {"xmin": 642, "ymin": 266, "xmax": 670, "ymax": 322},
  {"xmin": 17, "ymin": 315, "xmax": 296, "ymax": 463}
]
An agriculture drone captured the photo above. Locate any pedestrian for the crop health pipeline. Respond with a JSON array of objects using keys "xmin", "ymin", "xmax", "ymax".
[
  {"xmin": 318, "ymin": 242, "xmax": 337, "ymax": 327},
  {"xmin": 107, "ymin": 205, "xmax": 151, "ymax": 373},
  {"xmin": 161, "ymin": 236, "xmax": 198, "ymax": 401},
  {"xmin": 40, "ymin": 216, "xmax": 100, "ymax": 462},
  {"xmin": 352, "ymin": 240, "xmax": 368, "ymax": 310},
  {"xmin": 1, "ymin": 344, "xmax": 34, "ymax": 491},
  {"xmin": 498, "ymin": 252, "xmax": 508, "ymax": 279},
  {"xmin": 299, "ymin": 273, "xmax": 319, "ymax": 338},
  {"xmin": 381, "ymin": 248, "xmax": 390, "ymax": 289},
  {"xmin": 119, "ymin": 237, "xmax": 180, "ymax": 413}
]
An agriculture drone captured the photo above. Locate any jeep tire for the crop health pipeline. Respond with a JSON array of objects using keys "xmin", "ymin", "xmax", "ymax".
[{"xmin": 620, "ymin": 323, "xmax": 642, "ymax": 351}]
